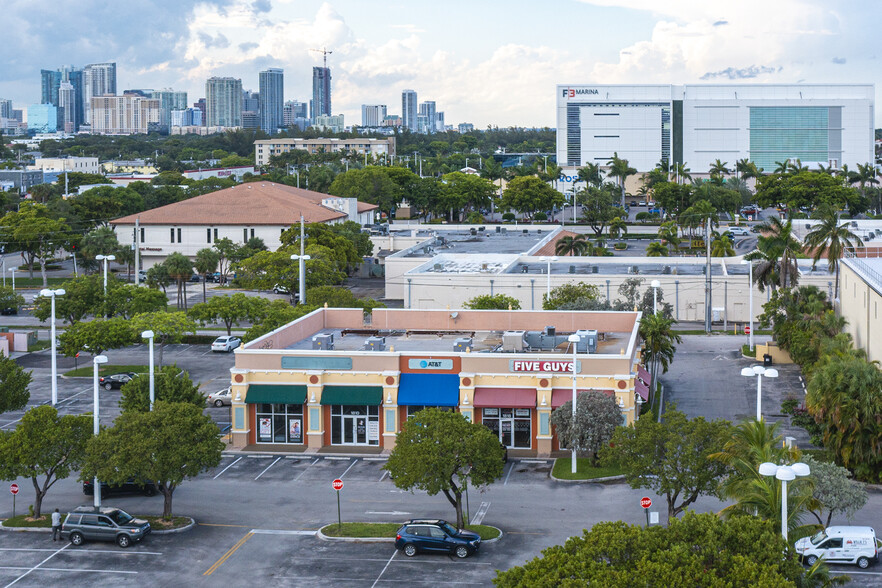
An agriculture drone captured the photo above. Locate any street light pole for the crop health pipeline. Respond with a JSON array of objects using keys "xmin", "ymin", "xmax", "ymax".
[
  {"xmin": 92, "ymin": 354, "xmax": 108, "ymax": 510},
  {"xmin": 142, "ymin": 330, "xmax": 155, "ymax": 410},
  {"xmin": 743, "ymin": 259, "xmax": 754, "ymax": 351},
  {"xmin": 8, "ymin": 268, "xmax": 15, "ymax": 291},
  {"xmin": 741, "ymin": 365, "xmax": 778, "ymax": 421},
  {"xmin": 96, "ymin": 254, "xmax": 116, "ymax": 295},
  {"xmin": 40, "ymin": 288, "xmax": 66, "ymax": 406},
  {"xmin": 651, "ymin": 280, "xmax": 660, "ymax": 315},
  {"xmin": 567, "ymin": 334, "xmax": 581, "ymax": 474},
  {"xmin": 759, "ymin": 462, "xmax": 810, "ymax": 542}
]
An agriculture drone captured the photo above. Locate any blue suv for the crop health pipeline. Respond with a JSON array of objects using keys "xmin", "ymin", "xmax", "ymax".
[{"xmin": 395, "ymin": 519, "xmax": 480, "ymax": 558}]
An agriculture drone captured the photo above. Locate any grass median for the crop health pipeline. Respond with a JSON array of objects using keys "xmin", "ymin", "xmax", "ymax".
[
  {"xmin": 1, "ymin": 515, "xmax": 52, "ymax": 528},
  {"xmin": 64, "ymin": 364, "xmax": 149, "ymax": 377},
  {"xmin": 552, "ymin": 457, "xmax": 623, "ymax": 480},
  {"xmin": 320, "ymin": 522, "xmax": 500, "ymax": 540},
  {"xmin": 2, "ymin": 514, "xmax": 190, "ymax": 530}
]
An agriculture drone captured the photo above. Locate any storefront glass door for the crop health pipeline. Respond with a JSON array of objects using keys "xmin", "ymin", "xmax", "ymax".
[
  {"xmin": 331, "ymin": 405, "xmax": 380, "ymax": 446},
  {"xmin": 482, "ymin": 408, "xmax": 531, "ymax": 449}
]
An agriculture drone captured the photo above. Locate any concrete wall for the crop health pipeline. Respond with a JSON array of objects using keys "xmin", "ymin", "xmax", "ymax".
[{"xmin": 840, "ymin": 260, "xmax": 882, "ymax": 364}]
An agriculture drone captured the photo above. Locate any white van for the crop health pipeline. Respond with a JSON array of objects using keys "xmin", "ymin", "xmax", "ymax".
[{"xmin": 795, "ymin": 526, "xmax": 878, "ymax": 568}]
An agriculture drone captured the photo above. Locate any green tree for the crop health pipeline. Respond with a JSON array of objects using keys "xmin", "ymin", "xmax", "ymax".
[
  {"xmin": 804, "ymin": 205, "xmax": 863, "ymax": 299},
  {"xmin": 554, "ymin": 234, "xmax": 589, "ymax": 256},
  {"xmin": 164, "ymin": 252, "xmax": 194, "ymax": 310},
  {"xmin": 0, "ymin": 202, "xmax": 72, "ymax": 286},
  {"xmin": 32, "ymin": 275, "xmax": 105, "ymax": 324},
  {"xmin": 78, "ymin": 226, "xmax": 121, "ymax": 273},
  {"xmin": 384, "ymin": 409, "xmax": 504, "ymax": 529},
  {"xmin": 0, "ymin": 406, "xmax": 90, "ymax": 518},
  {"xmin": 542, "ymin": 282, "xmax": 600, "ymax": 310},
  {"xmin": 754, "ymin": 171, "xmax": 860, "ymax": 213},
  {"xmin": 130, "ymin": 312, "xmax": 196, "ymax": 367},
  {"xmin": 328, "ymin": 166, "xmax": 400, "ymax": 217},
  {"xmin": 493, "ymin": 512, "xmax": 808, "ymax": 587},
  {"xmin": 242, "ymin": 300, "xmax": 315, "ymax": 342},
  {"xmin": 146, "ymin": 263, "xmax": 172, "ymax": 294},
  {"xmin": 189, "ymin": 293, "xmax": 261, "ymax": 336},
  {"xmin": 745, "ymin": 216, "xmax": 802, "ymax": 291},
  {"xmin": 437, "ymin": 172, "xmax": 495, "ymax": 222},
  {"xmin": 601, "ymin": 409, "xmax": 731, "ymax": 521},
  {"xmin": 576, "ymin": 183, "xmax": 624, "ymax": 236},
  {"xmin": 499, "ymin": 176, "xmax": 564, "ymax": 219},
  {"xmin": 0, "ymin": 354, "xmax": 31, "ymax": 414},
  {"xmin": 711, "ymin": 233, "xmax": 735, "ymax": 257},
  {"xmin": 577, "ymin": 162, "xmax": 603, "ymax": 187},
  {"xmin": 212, "ymin": 238, "xmax": 239, "ymax": 285},
  {"xmin": 194, "ymin": 248, "xmax": 220, "ymax": 303},
  {"xmin": 0, "ymin": 286, "xmax": 24, "ymax": 316},
  {"xmin": 608, "ymin": 216, "xmax": 627, "ymax": 239},
  {"xmin": 328, "ymin": 221, "xmax": 374, "ymax": 258},
  {"xmin": 463, "ymin": 294, "xmax": 521, "ymax": 310},
  {"xmin": 801, "ymin": 455, "xmax": 869, "ymax": 527},
  {"xmin": 806, "ymin": 353, "xmax": 882, "ymax": 482},
  {"xmin": 58, "ymin": 317, "xmax": 138, "ymax": 357},
  {"xmin": 305, "ymin": 285, "xmax": 384, "ymax": 311},
  {"xmin": 639, "ymin": 314, "xmax": 682, "ymax": 396},
  {"xmin": 105, "ymin": 284, "xmax": 169, "ymax": 319},
  {"xmin": 549, "ymin": 391, "xmax": 621, "ymax": 467},
  {"xmin": 646, "ymin": 241, "xmax": 669, "ymax": 257},
  {"xmin": 83, "ymin": 401, "xmax": 223, "ymax": 519},
  {"xmin": 118, "ymin": 366, "xmax": 206, "ymax": 413},
  {"xmin": 606, "ymin": 152, "xmax": 637, "ymax": 207}
]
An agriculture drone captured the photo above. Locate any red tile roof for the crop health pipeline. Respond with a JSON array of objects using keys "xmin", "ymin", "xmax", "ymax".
[
  {"xmin": 533, "ymin": 230, "xmax": 582, "ymax": 256},
  {"xmin": 110, "ymin": 182, "xmax": 378, "ymax": 226}
]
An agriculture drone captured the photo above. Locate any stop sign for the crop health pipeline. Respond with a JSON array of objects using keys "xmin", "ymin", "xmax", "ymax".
[
  {"xmin": 332, "ymin": 479, "xmax": 343, "ymax": 491},
  {"xmin": 745, "ymin": 326, "xmax": 751, "ymax": 334},
  {"xmin": 640, "ymin": 496, "xmax": 652, "ymax": 509},
  {"xmin": 9, "ymin": 483, "xmax": 19, "ymax": 495}
]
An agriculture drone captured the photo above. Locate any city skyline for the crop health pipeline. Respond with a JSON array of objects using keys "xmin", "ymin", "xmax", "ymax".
[{"xmin": 1, "ymin": 0, "xmax": 880, "ymax": 127}]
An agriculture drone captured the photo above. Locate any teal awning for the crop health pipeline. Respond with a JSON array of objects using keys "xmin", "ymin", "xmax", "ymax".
[
  {"xmin": 320, "ymin": 386, "xmax": 383, "ymax": 406},
  {"xmin": 246, "ymin": 384, "xmax": 307, "ymax": 405}
]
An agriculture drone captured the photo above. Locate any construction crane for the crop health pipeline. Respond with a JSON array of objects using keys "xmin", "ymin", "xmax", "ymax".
[{"xmin": 310, "ymin": 47, "xmax": 333, "ymax": 69}]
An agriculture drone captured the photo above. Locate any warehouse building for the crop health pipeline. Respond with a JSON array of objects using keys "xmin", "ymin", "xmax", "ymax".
[{"xmin": 229, "ymin": 307, "xmax": 646, "ymax": 456}]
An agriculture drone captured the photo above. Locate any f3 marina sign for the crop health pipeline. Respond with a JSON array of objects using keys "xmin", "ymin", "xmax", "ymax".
[
  {"xmin": 509, "ymin": 360, "xmax": 580, "ymax": 373},
  {"xmin": 562, "ymin": 88, "xmax": 599, "ymax": 97}
]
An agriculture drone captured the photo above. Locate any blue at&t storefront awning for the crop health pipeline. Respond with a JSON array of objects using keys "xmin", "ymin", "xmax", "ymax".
[{"xmin": 397, "ymin": 373, "xmax": 460, "ymax": 407}]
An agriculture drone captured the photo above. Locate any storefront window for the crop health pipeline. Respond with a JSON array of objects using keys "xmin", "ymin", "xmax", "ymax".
[
  {"xmin": 330, "ymin": 405, "xmax": 380, "ymax": 446},
  {"xmin": 256, "ymin": 403, "xmax": 304, "ymax": 444},
  {"xmin": 405, "ymin": 405, "xmax": 453, "ymax": 418},
  {"xmin": 481, "ymin": 408, "xmax": 531, "ymax": 449}
]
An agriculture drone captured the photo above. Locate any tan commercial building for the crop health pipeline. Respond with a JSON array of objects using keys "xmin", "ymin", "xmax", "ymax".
[
  {"xmin": 840, "ymin": 253, "xmax": 882, "ymax": 364},
  {"xmin": 229, "ymin": 307, "xmax": 647, "ymax": 456},
  {"xmin": 254, "ymin": 137, "xmax": 396, "ymax": 167},
  {"xmin": 90, "ymin": 95, "xmax": 160, "ymax": 135}
]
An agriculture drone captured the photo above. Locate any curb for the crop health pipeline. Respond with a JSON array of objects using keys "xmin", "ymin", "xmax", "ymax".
[
  {"xmin": 151, "ymin": 517, "xmax": 196, "ymax": 535},
  {"xmin": 549, "ymin": 473, "xmax": 626, "ymax": 484},
  {"xmin": 316, "ymin": 524, "xmax": 503, "ymax": 544},
  {"xmin": 0, "ymin": 524, "xmax": 50, "ymax": 533}
]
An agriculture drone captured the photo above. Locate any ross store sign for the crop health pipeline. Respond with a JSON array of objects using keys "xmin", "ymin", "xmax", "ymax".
[
  {"xmin": 510, "ymin": 360, "xmax": 580, "ymax": 373},
  {"xmin": 407, "ymin": 358, "xmax": 454, "ymax": 371}
]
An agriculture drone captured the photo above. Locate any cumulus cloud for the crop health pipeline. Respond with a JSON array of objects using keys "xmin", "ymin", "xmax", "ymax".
[
  {"xmin": 701, "ymin": 65, "xmax": 781, "ymax": 80},
  {"xmin": 831, "ymin": 56, "xmax": 846, "ymax": 64}
]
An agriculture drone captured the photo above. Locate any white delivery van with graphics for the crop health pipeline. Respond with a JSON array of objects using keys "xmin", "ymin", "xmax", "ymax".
[{"xmin": 795, "ymin": 526, "xmax": 878, "ymax": 568}]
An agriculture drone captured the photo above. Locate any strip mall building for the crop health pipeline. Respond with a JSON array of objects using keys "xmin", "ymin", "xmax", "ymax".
[{"xmin": 229, "ymin": 308, "xmax": 649, "ymax": 455}]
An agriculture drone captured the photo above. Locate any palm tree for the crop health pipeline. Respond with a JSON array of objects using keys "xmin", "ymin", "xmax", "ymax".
[
  {"xmin": 639, "ymin": 313, "xmax": 682, "ymax": 399},
  {"xmin": 804, "ymin": 205, "xmax": 864, "ymax": 299},
  {"xmin": 709, "ymin": 159, "xmax": 729, "ymax": 179},
  {"xmin": 671, "ymin": 162, "xmax": 691, "ymax": 185},
  {"xmin": 194, "ymin": 247, "xmax": 220, "ymax": 303},
  {"xmin": 606, "ymin": 152, "xmax": 637, "ymax": 208},
  {"xmin": 745, "ymin": 216, "xmax": 802, "ymax": 291},
  {"xmin": 577, "ymin": 162, "xmax": 603, "ymax": 188},
  {"xmin": 773, "ymin": 160, "xmax": 790, "ymax": 175},
  {"xmin": 608, "ymin": 216, "xmax": 627, "ymax": 240},
  {"xmin": 555, "ymin": 234, "xmax": 589, "ymax": 256},
  {"xmin": 657, "ymin": 221, "xmax": 681, "ymax": 251},
  {"xmin": 849, "ymin": 162, "xmax": 879, "ymax": 202},
  {"xmin": 164, "ymin": 252, "xmax": 194, "ymax": 310},
  {"xmin": 646, "ymin": 241, "xmax": 668, "ymax": 257},
  {"xmin": 734, "ymin": 158, "xmax": 751, "ymax": 180},
  {"xmin": 711, "ymin": 234, "xmax": 735, "ymax": 257},
  {"xmin": 712, "ymin": 420, "xmax": 817, "ymax": 536}
]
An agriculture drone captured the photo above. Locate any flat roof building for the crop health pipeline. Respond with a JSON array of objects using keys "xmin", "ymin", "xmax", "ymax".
[
  {"xmin": 229, "ymin": 307, "xmax": 646, "ymax": 455},
  {"xmin": 556, "ymin": 84, "xmax": 875, "ymax": 173},
  {"xmin": 254, "ymin": 137, "xmax": 396, "ymax": 167}
]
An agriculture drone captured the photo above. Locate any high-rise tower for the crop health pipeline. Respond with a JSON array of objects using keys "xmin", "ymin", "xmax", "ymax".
[{"xmin": 259, "ymin": 68, "xmax": 284, "ymax": 134}]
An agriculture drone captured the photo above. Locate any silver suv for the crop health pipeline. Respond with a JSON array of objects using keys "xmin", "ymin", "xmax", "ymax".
[{"xmin": 60, "ymin": 506, "xmax": 151, "ymax": 548}]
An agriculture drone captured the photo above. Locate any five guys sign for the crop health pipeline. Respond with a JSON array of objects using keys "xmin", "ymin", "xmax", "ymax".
[{"xmin": 510, "ymin": 360, "xmax": 578, "ymax": 373}]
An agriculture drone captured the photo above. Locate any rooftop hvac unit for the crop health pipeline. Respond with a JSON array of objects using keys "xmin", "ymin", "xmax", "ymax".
[
  {"xmin": 663, "ymin": 266, "xmax": 672, "ymax": 274},
  {"xmin": 591, "ymin": 266, "xmax": 599, "ymax": 274},
  {"xmin": 470, "ymin": 228, "xmax": 477, "ymax": 236},
  {"xmin": 478, "ymin": 226, "xmax": 485, "ymax": 232},
  {"xmin": 496, "ymin": 226, "xmax": 501, "ymax": 233},
  {"xmin": 312, "ymin": 333, "xmax": 334, "ymax": 350},
  {"xmin": 545, "ymin": 326, "xmax": 556, "ymax": 337},
  {"xmin": 501, "ymin": 227, "xmax": 507, "ymax": 234},
  {"xmin": 537, "ymin": 229, "xmax": 542, "ymax": 234},
  {"xmin": 574, "ymin": 329, "xmax": 598, "ymax": 354},
  {"xmin": 630, "ymin": 266, "xmax": 639, "ymax": 275},
  {"xmin": 365, "ymin": 336, "xmax": 386, "ymax": 351},
  {"xmin": 569, "ymin": 265, "xmax": 576, "ymax": 274},
  {"xmin": 523, "ymin": 229, "xmax": 528, "ymax": 234},
  {"xmin": 502, "ymin": 331, "xmax": 525, "ymax": 352},
  {"xmin": 481, "ymin": 263, "xmax": 488, "ymax": 271},
  {"xmin": 521, "ymin": 265, "xmax": 529, "ymax": 273},
  {"xmin": 453, "ymin": 337, "xmax": 472, "ymax": 352},
  {"xmin": 433, "ymin": 263, "xmax": 442, "ymax": 271}
]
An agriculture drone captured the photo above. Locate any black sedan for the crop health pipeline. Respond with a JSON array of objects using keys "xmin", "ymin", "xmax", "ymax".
[{"xmin": 98, "ymin": 373, "xmax": 137, "ymax": 390}]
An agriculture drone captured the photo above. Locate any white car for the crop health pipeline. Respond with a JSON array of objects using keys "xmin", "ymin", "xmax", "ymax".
[
  {"xmin": 723, "ymin": 226, "xmax": 751, "ymax": 237},
  {"xmin": 207, "ymin": 387, "xmax": 232, "ymax": 407},
  {"xmin": 795, "ymin": 526, "xmax": 878, "ymax": 568},
  {"xmin": 211, "ymin": 336, "xmax": 241, "ymax": 353}
]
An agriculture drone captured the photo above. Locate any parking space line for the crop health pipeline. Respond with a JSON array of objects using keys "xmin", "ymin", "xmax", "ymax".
[
  {"xmin": 213, "ymin": 456, "xmax": 242, "ymax": 479},
  {"xmin": 254, "ymin": 457, "xmax": 281, "ymax": 480},
  {"xmin": 378, "ymin": 471, "xmax": 389, "ymax": 482},
  {"xmin": 249, "ymin": 529, "xmax": 317, "ymax": 535},
  {"xmin": 0, "ymin": 548, "xmax": 163, "ymax": 555},
  {"xmin": 285, "ymin": 455, "xmax": 313, "ymax": 459},
  {"xmin": 246, "ymin": 454, "xmax": 274, "ymax": 458},
  {"xmin": 325, "ymin": 456, "xmax": 350, "ymax": 461},
  {"xmin": 0, "ymin": 567, "xmax": 139, "ymax": 575},
  {"xmin": 362, "ymin": 457, "xmax": 387, "ymax": 462},
  {"xmin": 520, "ymin": 460, "xmax": 547, "ymax": 464},
  {"xmin": 292, "ymin": 459, "xmax": 320, "ymax": 481},
  {"xmin": 470, "ymin": 502, "xmax": 490, "ymax": 525},
  {"xmin": 4, "ymin": 543, "xmax": 68, "ymax": 588},
  {"xmin": 370, "ymin": 550, "xmax": 397, "ymax": 588},
  {"xmin": 503, "ymin": 462, "xmax": 515, "ymax": 485},
  {"xmin": 339, "ymin": 459, "xmax": 359, "ymax": 478},
  {"xmin": 203, "ymin": 531, "xmax": 253, "ymax": 577},
  {"xmin": 198, "ymin": 523, "xmax": 251, "ymax": 528}
]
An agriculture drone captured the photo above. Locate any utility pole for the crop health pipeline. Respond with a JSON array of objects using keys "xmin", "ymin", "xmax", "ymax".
[
  {"xmin": 705, "ymin": 218, "xmax": 712, "ymax": 333},
  {"xmin": 134, "ymin": 218, "xmax": 140, "ymax": 285}
]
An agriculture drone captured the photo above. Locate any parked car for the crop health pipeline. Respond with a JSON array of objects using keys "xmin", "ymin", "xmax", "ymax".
[
  {"xmin": 190, "ymin": 273, "xmax": 201, "ymax": 282},
  {"xmin": 272, "ymin": 284, "xmax": 289, "ymax": 294},
  {"xmin": 83, "ymin": 479, "xmax": 158, "ymax": 498},
  {"xmin": 740, "ymin": 205, "xmax": 760, "ymax": 216},
  {"xmin": 395, "ymin": 519, "xmax": 481, "ymax": 559},
  {"xmin": 638, "ymin": 201, "xmax": 647, "ymax": 206},
  {"xmin": 0, "ymin": 306, "xmax": 17, "ymax": 316},
  {"xmin": 723, "ymin": 226, "xmax": 751, "ymax": 237},
  {"xmin": 207, "ymin": 387, "xmax": 232, "ymax": 407},
  {"xmin": 795, "ymin": 526, "xmax": 878, "ymax": 568},
  {"xmin": 61, "ymin": 506, "xmax": 151, "ymax": 548},
  {"xmin": 98, "ymin": 373, "xmax": 137, "ymax": 390},
  {"xmin": 211, "ymin": 336, "xmax": 241, "ymax": 353},
  {"xmin": 629, "ymin": 200, "xmax": 638, "ymax": 207}
]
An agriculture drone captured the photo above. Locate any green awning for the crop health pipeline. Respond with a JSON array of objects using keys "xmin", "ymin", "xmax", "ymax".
[
  {"xmin": 320, "ymin": 385, "xmax": 383, "ymax": 406},
  {"xmin": 246, "ymin": 384, "xmax": 307, "ymax": 405}
]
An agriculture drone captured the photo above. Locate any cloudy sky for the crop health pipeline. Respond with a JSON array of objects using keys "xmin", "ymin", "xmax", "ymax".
[{"xmin": 2, "ymin": 0, "xmax": 880, "ymax": 127}]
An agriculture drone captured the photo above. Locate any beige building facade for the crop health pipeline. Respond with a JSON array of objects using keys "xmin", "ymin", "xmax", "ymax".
[
  {"xmin": 840, "ymin": 255, "xmax": 882, "ymax": 364},
  {"xmin": 254, "ymin": 137, "xmax": 396, "ymax": 167}
]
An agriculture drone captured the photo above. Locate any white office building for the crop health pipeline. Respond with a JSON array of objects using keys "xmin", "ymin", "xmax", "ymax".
[
  {"xmin": 556, "ymin": 84, "xmax": 875, "ymax": 173},
  {"xmin": 361, "ymin": 104, "xmax": 387, "ymax": 127}
]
